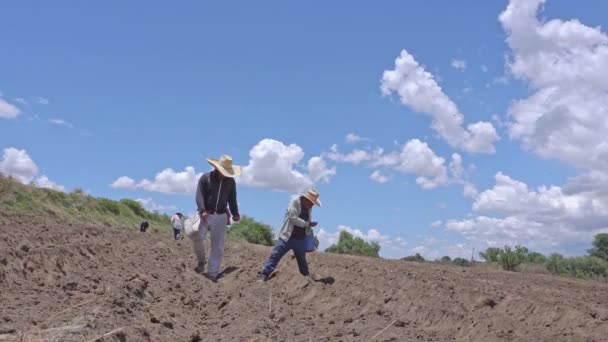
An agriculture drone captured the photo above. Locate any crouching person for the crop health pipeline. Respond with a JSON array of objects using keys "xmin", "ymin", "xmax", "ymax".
[{"xmin": 257, "ymin": 188, "xmax": 321, "ymax": 282}]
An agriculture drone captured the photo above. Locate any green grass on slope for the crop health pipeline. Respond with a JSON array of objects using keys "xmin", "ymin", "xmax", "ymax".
[{"xmin": 0, "ymin": 175, "xmax": 170, "ymax": 232}]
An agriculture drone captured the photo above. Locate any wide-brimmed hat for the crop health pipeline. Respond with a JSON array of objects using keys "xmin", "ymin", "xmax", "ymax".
[
  {"xmin": 302, "ymin": 188, "xmax": 322, "ymax": 207},
  {"xmin": 207, "ymin": 155, "xmax": 242, "ymax": 178}
]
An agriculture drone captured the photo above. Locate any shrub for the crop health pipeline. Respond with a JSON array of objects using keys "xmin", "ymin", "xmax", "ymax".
[
  {"xmin": 401, "ymin": 253, "xmax": 425, "ymax": 262},
  {"xmin": 526, "ymin": 252, "xmax": 547, "ymax": 264},
  {"xmin": 120, "ymin": 198, "xmax": 147, "ymax": 217},
  {"xmin": 227, "ymin": 216, "xmax": 274, "ymax": 246},
  {"xmin": 588, "ymin": 233, "xmax": 608, "ymax": 262},
  {"xmin": 479, "ymin": 247, "xmax": 501, "ymax": 262},
  {"xmin": 97, "ymin": 198, "xmax": 121, "ymax": 215},
  {"xmin": 498, "ymin": 246, "xmax": 522, "ymax": 271},
  {"xmin": 325, "ymin": 230, "xmax": 381, "ymax": 258},
  {"xmin": 452, "ymin": 257, "xmax": 471, "ymax": 267}
]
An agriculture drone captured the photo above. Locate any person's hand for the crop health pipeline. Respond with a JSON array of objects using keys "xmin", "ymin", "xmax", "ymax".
[
  {"xmin": 310, "ymin": 221, "xmax": 318, "ymax": 228},
  {"xmin": 232, "ymin": 214, "xmax": 240, "ymax": 222},
  {"xmin": 200, "ymin": 211, "xmax": 208, "ymax": 223}
]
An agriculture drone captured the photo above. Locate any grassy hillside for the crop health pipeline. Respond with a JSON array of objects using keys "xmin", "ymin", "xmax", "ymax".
[{"xmin": 0, "ymin": 175, "xmax": 170, "ymax": 232}]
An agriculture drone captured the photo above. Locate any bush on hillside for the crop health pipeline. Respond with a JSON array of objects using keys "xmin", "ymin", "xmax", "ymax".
[
  {"xmin": 546, "ymin": 254, "xmax": 608, "ymax": 279},
  {"xmin": 440, "ymin": 256, "xmax": 452, "ymax": 263},
  {"xmin": 588, "ymin": 233, "xmax": 608, "ymax": 262},
  {"xmin": 401, "ymin": 253, "xmax": 425, "ymax": 262},
  {"xmin": 97, "ymin": 198, "xmax": 121, "ymax": 215},
  {"xmin": 120, "ymin": 199, "xmax": 147, "ymax": 218},
  {"xmin": 526, "ymin": 252, "xmax": 547, "ymax": 264},
  {"xmin": 227, "ymin": 216, "xmax": 274, "ymax": 246},
  {"xmin": 325, "ymin": 230, "xmax": 381, "ymax": 258},
  {"xmin": 452, "ymin": 257, "xmax": 471, "ymax": 267},
  {"xmin": 479, "ymin": 247, "xmax": 501, "ymax": 262}
]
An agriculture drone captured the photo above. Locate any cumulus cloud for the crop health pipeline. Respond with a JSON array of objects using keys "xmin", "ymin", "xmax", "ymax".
[
  {"xmin": 112, "ymin": 168, "xmax": 201, "ymax": 194},
  {"xmin": 0, "ymin": 98, "xmax": 21, "ymax": 119},
  {"xmin": 327, "ymin": 140, "xmax": 474, "ymax": 192},
  {"xmin": 501, "ymin": 0, "xmax": 608, "ymax": 171},
  {"xmin": 373, "ymin": 139, "xmax": 449, "ymax": 189},
  {"xmin": 35, "ymin": 175, "xmax": 65, "ymax": 191},
  {"xmin": 307, "ymin": 156, "xmax": 336, "ymax": 184},
  {"xmin": 370, "ymin": 170, "xmax": 390, "ymax": 184},
  {"xmin": 326, "ymin": 145, "xmax": 377, "ymax": 165},
  {"xmin": 381, "ymin": 50, "xmax": 499, "ymax": 153},
  {"xmin": 345, "ymin": 133, "xmax": 369, "ymax": 144},
  {"xmin": 240, "ymin": 139, "xmax": 335, "ymax": 193},
  {"xmin": 111, "ymin": 176, "xmax": 137, "ymax": 190},
  {"xmin": 0, "ymin": 147, "xmax": 64, "ymax": 191},
  {"xmin": 451, "ymin": 59, "xmax": 467, "ymax": 71},
  {"xmin": 446, "ymin": 172, "xmax": 608, "ymax": 254},
  {"xmin": 136, "ymin": 198, "xmax": 178, "ymax": 213},
  {"xmin": 0, "ymin": 148, "xmax": 39, "ymax": 183},
  {"xmin": 112, "ymin": 139, "xmax": 336, "ymax": 195}
]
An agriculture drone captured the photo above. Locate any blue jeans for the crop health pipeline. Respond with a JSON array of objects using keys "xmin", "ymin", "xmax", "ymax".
[{"xmin": 262, "ymin": 238, "xmax": 309, "ymax": 277}]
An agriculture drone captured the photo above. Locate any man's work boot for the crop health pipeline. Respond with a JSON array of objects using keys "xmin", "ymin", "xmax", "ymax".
[{"xmin": 194, "ymin": 261, "xmax": 205, "ymax": 273}]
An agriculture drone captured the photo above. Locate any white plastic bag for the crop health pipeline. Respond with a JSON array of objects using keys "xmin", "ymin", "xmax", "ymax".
[{"xmin": 183, "ymin": 214, "xmax": 201, "ymax": 239}]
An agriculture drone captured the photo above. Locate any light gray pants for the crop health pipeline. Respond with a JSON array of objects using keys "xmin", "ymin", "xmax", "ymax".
[{"xmin": 192, "ymin": 213, "xmax": 227, "ymax": 277}]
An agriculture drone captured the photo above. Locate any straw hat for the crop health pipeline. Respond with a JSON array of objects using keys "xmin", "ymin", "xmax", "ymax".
[
  {"xmin": 207, "ymin": 155, "xmax": 242, "ymax": 178},
  {"xmin": 302, "ymin": 188, "xmax": 322, "ymax": 207}
]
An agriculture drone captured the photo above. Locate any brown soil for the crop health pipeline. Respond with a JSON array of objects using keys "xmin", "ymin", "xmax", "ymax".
[{"xmin": 1, "ymin": 211, "xmax": 608, "ymax": 342}]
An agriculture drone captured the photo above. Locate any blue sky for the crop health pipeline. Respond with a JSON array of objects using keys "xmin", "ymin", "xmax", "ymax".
[{"xmin": 2, "ymin": 0, "xmax": 608, "ymax": 259}]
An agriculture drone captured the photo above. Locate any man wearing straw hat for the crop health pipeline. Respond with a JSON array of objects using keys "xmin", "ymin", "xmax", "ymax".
[
  {"xmin": 257, "ymin": 188, "xmax": 321, "ymax": 282},
  {"xmin": 193, "ymin": 154, "xmax": 241, "ymax": 281}
]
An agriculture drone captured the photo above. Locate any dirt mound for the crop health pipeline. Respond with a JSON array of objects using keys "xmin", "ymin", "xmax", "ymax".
[{"xmin": 1, "ymin": 211, "xmax": 608, "ymax": 341}]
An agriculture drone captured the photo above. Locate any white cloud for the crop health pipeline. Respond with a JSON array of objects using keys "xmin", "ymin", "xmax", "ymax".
[
  {"xmin": 326, "ymin": 147, "xmax": 376, "ymax": 165},
  {"xmin": 240, "ymin": 139, "xmax": 334, "ymax": 193},
  {"xmin": 136, "ymin": 198, "xmax": 178, "ymax": 213},
  {"xmin": 111, "ymin": 176, "xmax": 137, "ymax": 190},
  {"xmin": 451, "ymin": 59, "xmax": 467, "ymax": 71},
  {"xmin": 381, "ymin": 50, "xmax": 499, "ymax": 153},
  {"xmin": 139, "ymin": 167, "xmax": 201, "ymax": 194},
  {"xmin": 327, "ymin": 140, "xmax": 475, "ymax": 193},
  {"xmin": 0, "ymin": 147, "xmax": 64, "ymax": 191},
  {"xmin": 113, "ymin": 139, "xmax": 335, "ymax": 195},
  {"xmin": 49, "ymin": 118, "xmax": 75, "ymax": 129},
  {"xmin": 0, "ymin": 99, "xmax": 21, "ymax": 119},
  {"xmin": 35, "ymin": 175, "xmax": 65, "ymax": 192},
  {"xmin": 501, "ymin": 0, "xmax": 608, "ymax": 172},
  {"xmin": 370, "ymin": 170, "xmax": 390, "ymax": 184},
  {"xmin": 345, "ymin": 133, "xmax": 369, "ymax": 144},
  {"xmin": 430, "ymin": 220, "xmax": 443, "ymax": 228},
  {"xmin": 36, "ymin": 97, "xmax": 49, "ymax": 105},
  {"xmin": 372, "ymin": 139, "xmax": 448, "ymax": 189},
  {"xmin": 0, "ymin": 148, "xmax": 39, "ymax": 183},
  {"xmin": 446, "ymin": 172, "xmax": 608, "ymax": 254},
  {"xmin": 307, "ymin": 156, "xmax": 336, "ymax": 184},
  {"xmin": 481, "ymin": 65, "xmax": 488, "ymax": 73}
]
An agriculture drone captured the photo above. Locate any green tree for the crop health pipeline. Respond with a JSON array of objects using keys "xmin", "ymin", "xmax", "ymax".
[
  {"xmin": 325, "ymin": 230, "xmax": 381, "ymax": 258},
  {"xmin": 588, "ymin": 233, "xmax": 608, "ymax": 262},
  {"xmin": 479, "ymin": 247, "xmax": 501, "ymax": 262},
  {"xmin": 526, "ymin": 251, "xmax": 547, "ymax": 264},
  {"xmin": 452, "ymin": 257, "xmax": 471, "ymax": 267},
  {"xmin": 227, "ymin": 216, "xmax": 274, "ymax": 246},
  {"xmin": 440, "ymin": 256, "xmax": 452, "ymax": 263},
  {"xmin": 498, "ymin": 246, "xmax": 522, "ymax": 271},
  {"xmin": 401, "ymin": 253, "xmax": 425, "ymax": 262},
  {"xmin": 546, "ymin": 253, "xmax": 566, "ymax": 274}
]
